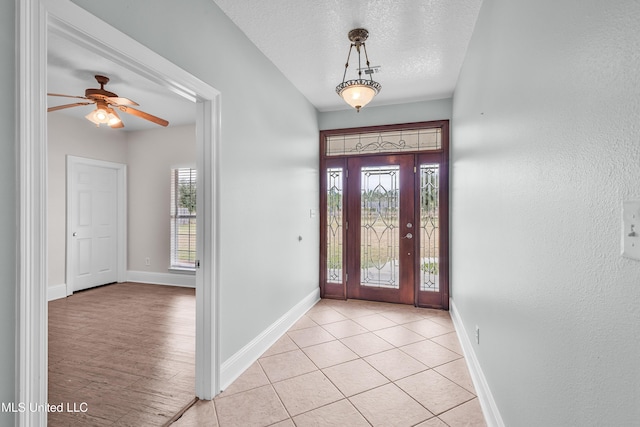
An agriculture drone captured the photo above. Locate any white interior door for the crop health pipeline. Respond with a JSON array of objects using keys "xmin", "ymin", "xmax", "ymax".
[{"xmin": 67, "ymin": 156, "xmax": 125, "ymax": 293}]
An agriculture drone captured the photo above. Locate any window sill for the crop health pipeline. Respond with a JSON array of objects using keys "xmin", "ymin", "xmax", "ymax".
[{"xmin": 169, "ymin": 267, "xmax": 196, "ymax": 275}]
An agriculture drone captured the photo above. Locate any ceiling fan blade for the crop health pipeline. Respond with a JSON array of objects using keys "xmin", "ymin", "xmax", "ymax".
[
  {"xmin": 47, "ymin": 102, "xmax": 94, "ymax": 112},
  {"xmin": 107, "ymin": 96, "xmax": 139, "ymax": 107},
  {"xmin": 118, "ymin": 106, "xmax": 169, "ymax": 127},
  {"xmin": 47, "ymin": 93, "xmax": 89, "ymax": 100}
]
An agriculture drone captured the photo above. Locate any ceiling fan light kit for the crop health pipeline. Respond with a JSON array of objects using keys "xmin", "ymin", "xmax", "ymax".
[
  {"xmin": 85, "ymin": 108, "xmax": 121, "ymax": 127},
  {"xmin": 47, "ymin": 75, "xmax": 168, "ymax": 129},
  {"xmin": 336, "ymin": 28, "xmax": 382, "ymax": 112},
  {"xmin": 84, "ymin": 98, "xmax": 122, "ymax": 127}
]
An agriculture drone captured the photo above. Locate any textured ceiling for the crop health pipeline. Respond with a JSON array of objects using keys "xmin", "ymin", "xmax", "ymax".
[
  {"xmin": 213, "ymin": 0, "xmax": 483, "ymax": 111},
  {"xmin": 47, "ymin": 0, "xmax": 482, "ymax": 130}
]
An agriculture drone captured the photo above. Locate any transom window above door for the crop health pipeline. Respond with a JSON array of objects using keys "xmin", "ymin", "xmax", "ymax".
[{"xmin": 325, "ymin": 126, "xmax": 441, "ymax": 156}]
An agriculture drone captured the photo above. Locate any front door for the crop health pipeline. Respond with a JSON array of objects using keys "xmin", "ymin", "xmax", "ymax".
[
  {"xmin": 346, "ymin": 155, "xmax": 415, "ymax": 304},
  {"xmin": 320, "ymin": 121, "xmax": 449, "ymax": 309}
]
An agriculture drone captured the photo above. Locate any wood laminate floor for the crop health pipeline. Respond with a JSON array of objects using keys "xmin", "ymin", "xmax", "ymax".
[{"xmin": 48, "ymin": 282, "xmax": 196, "ymax": 426}]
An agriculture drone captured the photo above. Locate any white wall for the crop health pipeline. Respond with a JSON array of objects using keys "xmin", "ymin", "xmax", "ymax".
[
  {"xmin": 451, "ymin": 0, "xmax": 640, "ymax": 425},
  {"xmin": 47, "ymin": 114, "xmax": 128, "ymax": 289},
  {"xmin": 126, "ymin": 124, "xmax": 196, "ymax": 273},
  {"xmin": 71, "ymin": 0, "xmax": 320, "ymax": 362},
  {"xmin": 0, "ymin": 0, "xmax": 16, "ymax": 423},
  {"xmin": 47, "ymin": 115, "xmax": 196, "ymax": 291},
  {"xmin": 319, "ymin": 98, "xmax": 452, "ymax": 130}
]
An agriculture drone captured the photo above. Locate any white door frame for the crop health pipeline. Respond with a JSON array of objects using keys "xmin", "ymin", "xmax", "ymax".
[
  {"xmin": 18, "ymin": 0, "xmax": 221, "ymax": 425},
  {"xmin": 66, "ymin": 156, "xmax": 127, "ymax": 295}
]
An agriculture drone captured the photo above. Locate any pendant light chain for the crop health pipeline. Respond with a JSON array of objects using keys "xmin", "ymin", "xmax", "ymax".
[
  {"xmin": 342, "ymin": 44, "xmax": 354, "ymax": 83},
  {"xmin": 363, "ymin": 44, "xmax": 374, "ymax": 81},
  {"xmin": 357, "ymin": 43, "xmax": 363, "ymax": 79}
]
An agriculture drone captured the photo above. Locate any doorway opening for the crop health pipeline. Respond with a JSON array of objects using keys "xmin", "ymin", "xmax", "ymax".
[
  {"xmin": 18, "ymin": 1, "xmax": 221, "ymax": 424},
  {"xmin": 319, "ymin": 121, "xmax": 450, "ymax": 309}
]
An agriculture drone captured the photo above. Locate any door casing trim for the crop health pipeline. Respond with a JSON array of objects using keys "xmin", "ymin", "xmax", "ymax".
[{"xmin": 17, "ymin": 1, "xmax": 222, "ymax": 424}]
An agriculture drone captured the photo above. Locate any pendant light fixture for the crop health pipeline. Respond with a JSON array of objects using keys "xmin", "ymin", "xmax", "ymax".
[{"xmin": 336, "ymin": 28, "xmax": 382, "ymax": 112}]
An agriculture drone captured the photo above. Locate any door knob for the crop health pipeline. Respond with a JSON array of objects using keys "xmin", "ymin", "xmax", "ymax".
[
  {"xmin": 72, "ymin": 232, "xmax": 77, "ymax": 237},
  {"xmin": 402, "ymin": 233, "xmax": 413, "ymax": 239}
]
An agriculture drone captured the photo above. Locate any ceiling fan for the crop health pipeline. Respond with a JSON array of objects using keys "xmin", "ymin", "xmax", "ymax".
[{"xmin": 47, "ymin": 74, "xmax": 169, "ymax": 129}]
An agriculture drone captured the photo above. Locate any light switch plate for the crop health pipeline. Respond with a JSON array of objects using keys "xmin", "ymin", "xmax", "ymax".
[{"xmin": 622, "ymin": 200, "xmax": 640, "ymax": 260}]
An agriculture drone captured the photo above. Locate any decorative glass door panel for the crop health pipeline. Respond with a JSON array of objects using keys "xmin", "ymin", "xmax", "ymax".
[
  {"xmin": 416, "ymin": 154, "xmax": 449, "ymax": 308},
  {"xmin": 347, "ymin": 155, "xmax": 415, "ymax": 304},
  {"xmin": 360, "ymin": 166, "xmax": 400, "ymax": 289},
  {"xmin": 327, "ymin": 167, "xmax": 344, "ymax": 284},
  {"xmin": 419, "ymin": 164, "xmax": 439, "ymax": 292}
]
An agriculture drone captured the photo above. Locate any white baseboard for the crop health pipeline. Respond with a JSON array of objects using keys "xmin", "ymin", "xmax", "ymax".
[
  {"xmin": 450, "ymin": 298, "xmax": 505, "ymax": 427},
  {"xmin": 47, "ymin": 283, "xmax": 68, "ymax": 301},
  {"xmin": 126, "ymin": 270, "xmax": 196, "ymax": 288},
  {"xmin": 219, "ymin": 287, "xmax": 321, "ymax": 391}
]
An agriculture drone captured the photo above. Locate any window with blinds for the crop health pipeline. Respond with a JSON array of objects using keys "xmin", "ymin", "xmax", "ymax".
[{"xmin": 170, "ymin": 168, "xmax": 197, "ymax": 269}]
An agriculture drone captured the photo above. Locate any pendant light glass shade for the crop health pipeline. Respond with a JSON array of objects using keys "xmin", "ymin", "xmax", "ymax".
[{"xmin": 336, "ymin": 79, "xmax": 381, "ymax": 112}]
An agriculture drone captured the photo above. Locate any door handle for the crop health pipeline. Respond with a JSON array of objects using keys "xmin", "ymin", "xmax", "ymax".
[
  {"xmin": 402, "ymin": 233, "xmax": 413, "ymax": 239},
  {"xmin": 72, "ymin": 232, "xmax": 77, "ymax": 237}
]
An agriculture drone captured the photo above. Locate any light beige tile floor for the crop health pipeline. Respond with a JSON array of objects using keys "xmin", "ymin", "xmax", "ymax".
[{"xmin": 173, "ymin": 298, "xmax": 486, "ymax": 427}]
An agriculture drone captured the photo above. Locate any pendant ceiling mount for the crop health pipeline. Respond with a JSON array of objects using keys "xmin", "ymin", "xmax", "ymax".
[{"xmin": 347, "ymin": 28, "xmax": 369, "ymax": 44}]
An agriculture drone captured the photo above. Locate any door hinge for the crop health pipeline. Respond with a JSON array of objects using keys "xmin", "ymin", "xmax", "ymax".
[
  {"xmin": 414, "ymin": 166, "xmax": 417, "ymax": 173},
  {"xmin": 345, "ymin": 273, "xmax": 348, "ymax": 282},
  {"xmin": 346, "ymin": 221, "xmax": 348, "ymax": 230},
  {"xmin": 346, "ymin": 169, "xmax": 349, "ymax": 178},
  {"xmin": 195, "ymin": 260, "xmax": 201, "ymax": 269}
]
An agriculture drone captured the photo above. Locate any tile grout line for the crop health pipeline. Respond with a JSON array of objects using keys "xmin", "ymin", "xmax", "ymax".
[
  {"xmin": 282, "ymin": 307, "xmax": 391, "ymax": 425},
  {"xmin": 256, "ymin": 355, "xmax": 294, "ymax": 424},
  {"xmin": 207, "ymin": 300, "xmax": 483, "ymax": 426},
  {"xmin": 337, "ymin": 305, "xmax": 477, "ymax": 424},
  {"xmin": 342, "ymin": 323, "xmax": 438, "ymax": 425},
  {"xmin": 318, "ymin": 306, "xmax": 447, "ymax": 426},
  {"xmin": 267, "ymin": 331, "xmax": 345, "ymax": 426}
]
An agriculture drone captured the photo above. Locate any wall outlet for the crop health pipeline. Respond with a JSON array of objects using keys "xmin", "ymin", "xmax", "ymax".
[
  {"xmin": 475, "ymin": 325, "xmax": 480, "ymax": 344},
  {"xmin": 145, "ymin": 257, "xmax": 150, "ymax": 266}
]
